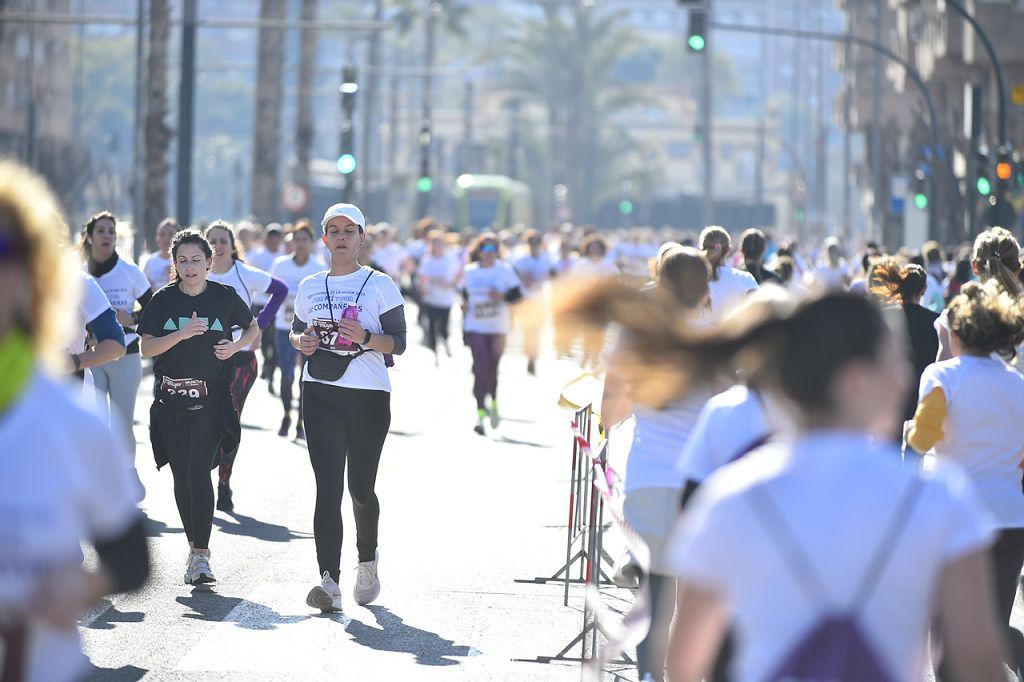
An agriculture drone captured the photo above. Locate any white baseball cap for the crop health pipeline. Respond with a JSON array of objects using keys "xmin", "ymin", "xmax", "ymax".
[{"xmin": 321, "ymin": 203, "xmax": 366, "ymax": 232}]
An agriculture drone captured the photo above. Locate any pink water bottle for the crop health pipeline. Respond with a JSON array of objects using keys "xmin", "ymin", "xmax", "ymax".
[{"xmin": 336, "ymin": 304, "xmax": 360, "ymax": 349}]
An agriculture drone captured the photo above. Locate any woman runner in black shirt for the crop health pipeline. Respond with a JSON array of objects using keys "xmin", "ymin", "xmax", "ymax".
[{"xmin": 139, "ymin": 229, "xmax": 259, "ymax": 585}]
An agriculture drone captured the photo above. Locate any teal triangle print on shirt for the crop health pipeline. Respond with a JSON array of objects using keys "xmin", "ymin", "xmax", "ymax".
[
  {"xmin": 163, "ymin": 318, "xmax": 177, "ymax": 331},
  {"xmin": 210, "ymin": 319, "xmax": 224, "ymax": 331}
]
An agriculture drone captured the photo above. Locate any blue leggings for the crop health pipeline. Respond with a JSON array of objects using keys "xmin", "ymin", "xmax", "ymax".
[{"xmin": 276, "ymin": 329, "xmax": 302, "ymax": 422}]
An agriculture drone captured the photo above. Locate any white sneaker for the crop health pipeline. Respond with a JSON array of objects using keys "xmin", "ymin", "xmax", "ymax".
[
  {"xmin": 190, "ymin": 552, "xmax": 215, "ymax": 585},
  {"xmin": 183, "ymin": 550, "xmax": 195, "ymax": 585},
  {"xmin": 353, "ymin": 552, "xmax": 380, "ymax": 606},
  {"xmin": 306, "ymin": 571, "xmax": 343, "ymax": 613}
]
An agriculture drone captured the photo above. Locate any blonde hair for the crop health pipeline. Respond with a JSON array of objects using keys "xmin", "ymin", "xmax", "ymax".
[{"xmin": 0, "ymin": 160, "xmax": 78, "ymax": 367}]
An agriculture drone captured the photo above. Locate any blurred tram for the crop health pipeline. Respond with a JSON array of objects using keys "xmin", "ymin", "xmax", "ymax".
[{"xmin": 453, "ymin": 174, "xmax": 532, "ymax": 231}]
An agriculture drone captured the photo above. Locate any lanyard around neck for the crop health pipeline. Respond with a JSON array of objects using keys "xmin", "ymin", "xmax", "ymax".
[{"xmin": 324, "ymin": 269, "xmax": 374, "ymax": 324}]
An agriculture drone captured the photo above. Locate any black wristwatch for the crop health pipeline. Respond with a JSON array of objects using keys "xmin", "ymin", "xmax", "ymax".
[{"xmin": 362, "ymin": 330, "xmax": 372, "ymax": 345}]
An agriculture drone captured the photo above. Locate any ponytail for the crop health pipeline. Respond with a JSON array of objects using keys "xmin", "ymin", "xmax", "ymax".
[
  {"xmin": 545, "ymin": 278, "xmax": 889, "ymax": 415},
  {"xmin": 973, "ymin": 226, "xmax": 1023, "ymax": 297},
  {"xmin": 700, "ymin": 225, "xmax": 731, "ymax": 282}
]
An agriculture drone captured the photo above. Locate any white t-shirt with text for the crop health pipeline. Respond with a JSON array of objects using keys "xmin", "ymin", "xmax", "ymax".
[
  {"xmin": 461, "ymin": 262, "xmax": 522, "ymax": 335},
  {"xmin": 86, "ymin": 258, "xmax": 151, "ymax": 347},
  {"xmin": 293, "ymin": 266, "xmax": 405, "ymax": 392}
]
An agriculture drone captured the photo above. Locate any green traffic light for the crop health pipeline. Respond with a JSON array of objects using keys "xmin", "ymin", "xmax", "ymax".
[
  {"xmin": 914, "ymin": 193, "xmax": 928, "ymax": 210},
  {"xmin": 618, "ymin": 199, "xmax": 634, "ymax": 216},
  {"xmin": 688, "ymin": 35, "xmax": 705, "ymax": 52},
  {"xmin": 976, "ymin": 176, "xmax": 992, "ymax": 196},
  {"xmin": 336, "ymin": 154, "xmax": 357, "ymax": 175},
  {"xmin": 794, "ymin": 207, "xmax": 805, "ymax": 223},
  {"xmin": 416, "ymin": 176, "xmax": 433, "ymax": 193}
]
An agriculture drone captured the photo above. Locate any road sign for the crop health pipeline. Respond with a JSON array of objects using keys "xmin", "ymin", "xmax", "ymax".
[{"xmin": 280, "ymin": 181, "xmax": 309, "ymax": 214}]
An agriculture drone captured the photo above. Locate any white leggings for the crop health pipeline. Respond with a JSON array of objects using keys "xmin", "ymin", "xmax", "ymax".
[{"xmin": 91, "ymin": 351, "xmax": 143, "ymax": 460}]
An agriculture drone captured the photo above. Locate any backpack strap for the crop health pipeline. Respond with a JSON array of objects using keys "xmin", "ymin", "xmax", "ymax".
[
  {"xmin": 751, "ymin": 475, "xmax": 925, "ymax": 612},
  {"xmin": 850, "ymin": 477, "xmax": 924, "ymax": 608},
  {"xmin": 750, "ymin": 485, "xmax": 833, "ymax": 607}
]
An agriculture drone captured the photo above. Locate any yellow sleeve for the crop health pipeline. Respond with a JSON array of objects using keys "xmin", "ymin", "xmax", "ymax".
[{"xmin": 907, "ymin": 386, "xmax": 948, "ymax": 453}]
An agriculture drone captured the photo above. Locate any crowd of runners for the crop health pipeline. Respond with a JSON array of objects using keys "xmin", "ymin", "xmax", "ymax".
[{"xmin": 6, "ymin": 155, "xmax": 1024, "ymax": 681}]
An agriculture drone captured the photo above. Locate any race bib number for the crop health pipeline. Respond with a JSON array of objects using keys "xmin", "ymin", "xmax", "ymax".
[
  {"xmin": 312, "ymin": 318, "xmax": 355, "ymax": 350},
  {"xmin": 473, "ymin": 302, "xmax": 499, "ymax": 320},
  {"xmin": 160, "ymin": 377, "xmax": 209, "ymax": 401}
]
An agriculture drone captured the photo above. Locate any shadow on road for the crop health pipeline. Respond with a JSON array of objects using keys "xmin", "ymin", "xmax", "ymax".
[
  {"xmin": 497, "ymin": 435, "xmax": 546, "ymax": 448},
  {"xmin": 85, "ymin": 664, "xmax": 148, "ymax": 681},
  {"xmin": 212, "ymin": 511, "xmax": 313, "ymax": 543},
  {"xmin": 87, "ymin": 606, "xmax": 145, "ymax": 630},
  {"xmin": 177, "ymin": 590, "xmax": 243, "ymax": 623},
  {"xmin": 344, "ymin": 605, "xmax": 477, "ymax": 666},
  {"xmin": 141, "ymin": 513, "xmax": 184, "ymax": 538}
]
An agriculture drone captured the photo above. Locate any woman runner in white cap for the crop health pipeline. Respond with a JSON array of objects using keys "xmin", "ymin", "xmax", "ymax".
[{"xmin": 290, "ymin": 203, "xmax": 407, "ymax": 612}]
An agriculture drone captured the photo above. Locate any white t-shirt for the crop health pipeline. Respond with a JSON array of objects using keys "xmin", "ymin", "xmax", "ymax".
[
  {"xmin": 417, "ymin": 253, "xmax": 461, "ymax": 308},
  {"xmin": 373, "ymin": 242, "xmax": 409, "ymax": 281},
  {"xmin": 208, "ymin": 261, "xmax": 272, "ymax": 347},
  {"xmin": 923, "ymin": 273, "xmax": 945, "ymax": 312},
  {"xmin": 140, "ymin": 252, "xmax": 172, "ymax": 291},
  {"xmin": 808, "ymin": 263, "xmax": 850, "ymax": 291},
  {"xmin": 248, "ymin": 247, "xmax": 284, "ymax": 304},
  {"xmin": 0, "ymin": 372, "xmax": 140, "ymax": 682},
  {"xmin": 709, "ymin": 266, "xmax": 758, "ymax": 317},
  {"xmin": 270, "ymin": 255, "xmax": 324, "ymax": 331},
  {"xmin": 573, "ymin": 257, "xmax": 619, "ymax": 279},
  {"xmin": 293, "ymin": 266, "xmax": 405, "ymax": 392},
  {"xmin": 666, "ymin": 432, "xmax": 993, "ymax": 682},
  {"xmin": 625, "ymin": 392, "xmax": 711, "ymax": 493},
  {"xmin": 86, "ymin": 258, "xmax": 151, "ymax": 347},
  {"xmin": 676, "ymin": 385, "xmax": 780, "ymax": 484},
  {"xmin": 247, "ymin": 247, "xmax": 283, "ymax": 275},
  {"xmin": 461, "ymin": 262, "xmax": 522, "ymax": 335},
  {"xmin": 919, "ymin": 355, "xmax": 1024, "ymax": 528},
  {"xmin": 70, "ymin": 273, "xmax": 113, "ymax": 355},
  {"xmin": 514, "ymin": 252, "xmax": 555, "ymax": 295}
]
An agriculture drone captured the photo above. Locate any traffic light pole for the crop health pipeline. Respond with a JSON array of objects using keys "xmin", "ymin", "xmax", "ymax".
[
  {"xmin": 175, "ymin": 0, "xmax": 197, "ymax": 227},
  {"xmin": 700, "ymin": 2, "xmax": 714, "ymax": 229},
  {"xmin": 713, "ymin": 21, "xmax": 950, "ymax": 243}
]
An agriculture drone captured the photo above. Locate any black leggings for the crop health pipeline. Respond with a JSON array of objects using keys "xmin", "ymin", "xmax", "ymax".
[
  {"xmin": 302, "ymin": 382, "xmax": 391, "ymax": 582},
  {"xmin": 155, "ymin": 402, "xmax": 224, "ymax": 548},
  {"xmin": 421, "ymin": 303, "xmax": 451, "ymax": 353}
]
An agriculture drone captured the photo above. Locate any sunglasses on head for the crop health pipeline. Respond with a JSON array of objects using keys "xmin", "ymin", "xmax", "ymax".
[{"xmin": 480, "ymin": 243, "xmax": 498, "ymax": 253}]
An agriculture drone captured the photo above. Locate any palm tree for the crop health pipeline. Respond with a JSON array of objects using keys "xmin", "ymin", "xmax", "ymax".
[
  {"xmin": 251, "ymin": 0, "xmax": 287, "ymax": 224},
  {"xmin": 500, "ymin": 2, "xmax": 655, "ymax": 224},
  {"xmin": 143, "ymin": 0, "xmax": 171, "ymax": 240}
]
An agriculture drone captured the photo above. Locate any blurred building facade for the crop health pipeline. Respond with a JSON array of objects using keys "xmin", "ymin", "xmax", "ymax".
[{"xmin": 840, "ymin": 0, "xmax": 1024, "ymax": 249}]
